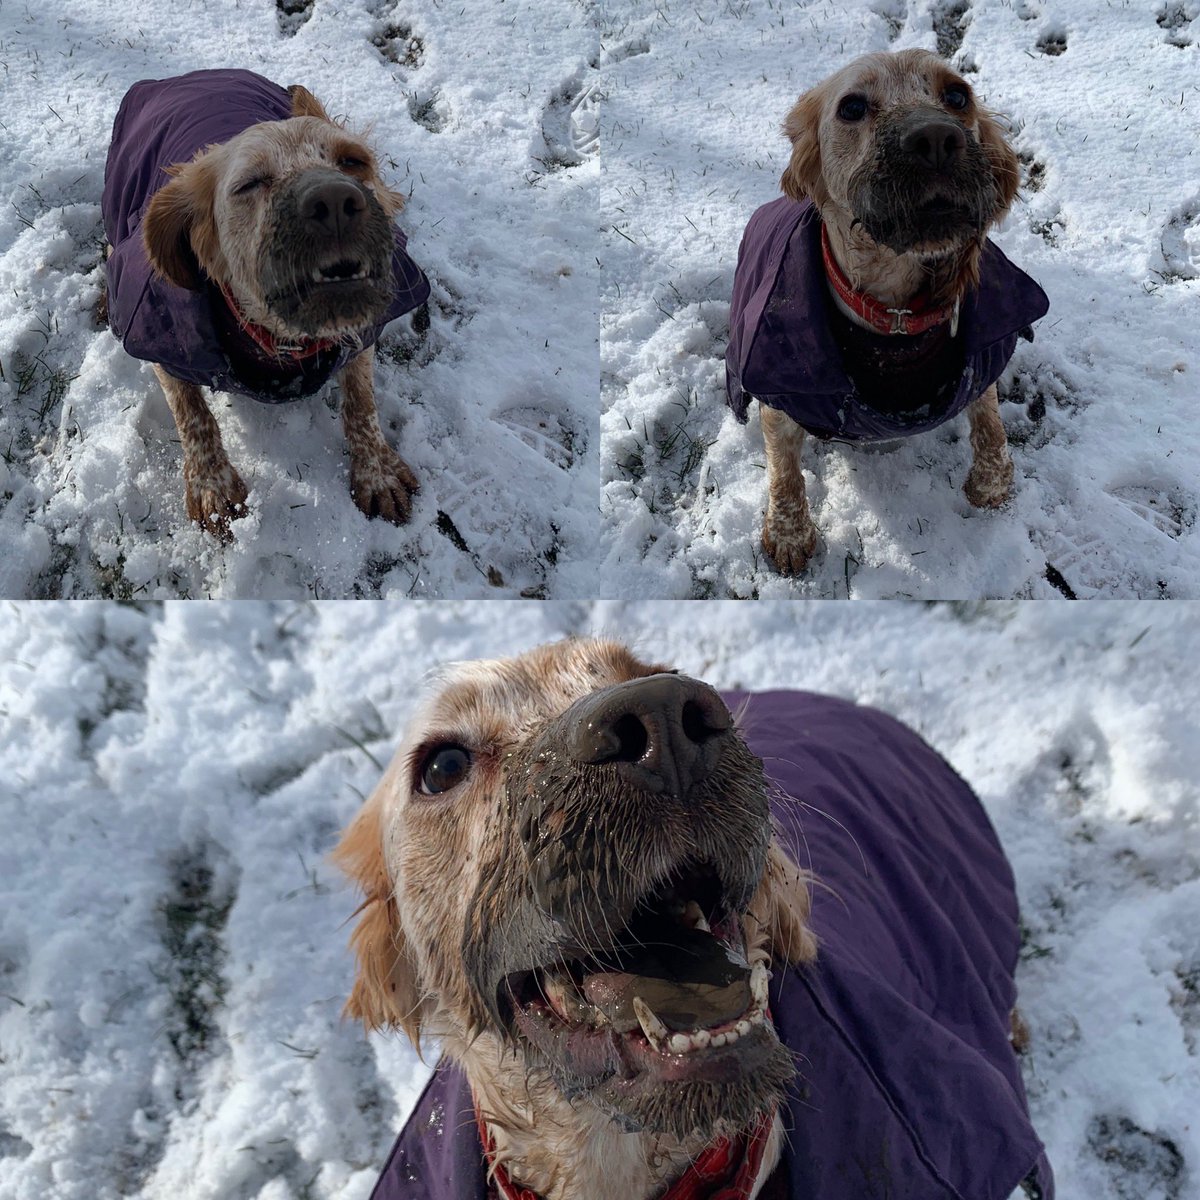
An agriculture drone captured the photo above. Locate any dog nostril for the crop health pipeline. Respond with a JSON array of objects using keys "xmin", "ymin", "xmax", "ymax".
[
  {"xmin": 608, "ymin": 713, "xmax": 650, "ymax": 764},
  {"xmin": 681, "ymin": 700, "xmax": 720, "ymax": 745},
  {"xmin": 311, "ymin": 199, "xmax": 330, "ymax": 223}
]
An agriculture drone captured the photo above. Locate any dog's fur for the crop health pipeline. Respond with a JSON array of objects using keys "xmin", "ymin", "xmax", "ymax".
[
  {"xmin": 763, "ymin": 49, "xmax": 1020, "ymax": 574},
  {"xmin": 139, "ymin": 85, "xmax": 418, "ymax": 540},
  {"xmin": 334, "ymin": 639, "xmax": 815, "ymax": 1200}
]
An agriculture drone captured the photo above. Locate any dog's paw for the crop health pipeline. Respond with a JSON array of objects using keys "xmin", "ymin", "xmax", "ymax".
[
  {"xmin": 964, "ymin": 456, "xmax": 1015, "ymax": 508},
  {"xmin": 350, "ymin": 445, "xmax": 420, "ymax": 525},
  {"xmin": 762, "ymin": 508, "xmax": 819, "ymax": 575},
  {"xmin": 184, "ymin": 465, "xmax": 249, "ymax": 543}
]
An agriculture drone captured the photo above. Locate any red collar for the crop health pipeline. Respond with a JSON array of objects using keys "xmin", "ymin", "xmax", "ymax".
[
  {"xmin": 820, "ymin": 223, "xmax": 959, "ymax": 337},
  {"xmin": 476, "ymin": 1104, "xmax": 775, "ymax": 1200},
  {"xmin": 217, "ymin": 281, "xmax": 338, "ymax": 363}
]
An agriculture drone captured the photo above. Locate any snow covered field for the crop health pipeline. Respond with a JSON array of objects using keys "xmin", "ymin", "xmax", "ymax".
[
  {"xmin": 1, "ymin": 600, "xmax": 1197, "ymax": 1199},
  {"xmin": 0, "ymin": 0, "xmax": 599, "ymax": 599},
  {"xmin": 598, "ymin": 0, "xmax": 1200, "ymax": 598}
]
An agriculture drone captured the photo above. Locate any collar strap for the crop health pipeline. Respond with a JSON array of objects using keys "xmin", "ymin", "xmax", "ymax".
[
  {"xmin": 820, "ymin": 222, "xmax": 959, "ymax": 337},
  {"xmin": 475, "ymin": 1103, "xmax": 775, "ymax": 1200},
  {"xmin": 217, "ymin": 281, "xmax": 338, "ymax": 362}
]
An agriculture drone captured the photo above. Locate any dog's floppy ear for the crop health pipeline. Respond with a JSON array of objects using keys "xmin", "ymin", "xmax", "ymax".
[
  {"xmin": 288, "ymin": 84, "xmax": 332, "ymax": 122},
  {"xmin": 780, "ymin": 87, "xmax": 828, "ymax": 209},
  {"xmin": 745, "ymin": 839, "xmax": 818, "ymax": 966},
  {"xmin": 332, "ymin": 795, "xmax": 424, "ymax": 1046},
  {"xmin": 978, "ymin": 108, "xmax": 1019, "ymax": 219},
  {"xmin": 142, "ymin": 160, "xmax": 220, "ymax": 291}
]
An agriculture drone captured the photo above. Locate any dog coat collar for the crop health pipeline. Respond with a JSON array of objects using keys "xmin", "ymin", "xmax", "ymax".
[
  {"xmin": 475, "ymin": 1103, "xmax": 775, "ymax": 1200},
  {"xmin": 819, "ymin": 222, "xmax": 959, "ymax": 337},
  {"xmin": 215, "ymin": 280, "xmax": 339, "ymax": 362}
]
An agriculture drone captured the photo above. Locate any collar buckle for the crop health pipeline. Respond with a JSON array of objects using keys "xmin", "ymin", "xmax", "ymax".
[{"xmin": 885, "ymin": 307, "xmax": 914, "ymax": 335}]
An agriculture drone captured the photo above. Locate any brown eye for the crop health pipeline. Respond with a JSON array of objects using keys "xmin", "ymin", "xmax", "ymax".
[
  {"xmin": 338, "ymin": 156, "xmax": 368, "ymax": 171},
  {"xmin": 837, "ymin": 94, "xmax": 868, "ymax": 121},
  {"xmin": 943, "ymin": 86, "xmax": 969, "ymax": 111},
  {"xmin": 419, "ymin": 745, "xmax": 472, "ymax": 795}
]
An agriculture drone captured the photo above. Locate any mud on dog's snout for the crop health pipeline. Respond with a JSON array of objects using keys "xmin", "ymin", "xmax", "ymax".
[
  {"xmin": 897, "ymin": 109, "xmax": 968, "ymax": 173},
  {"xmin": 292, "ymin": 170, "xmax": 368, "ymax": 241},
  {"xmin": 564, "ymin": 674, "xmax": 732, "ymax": 798}
]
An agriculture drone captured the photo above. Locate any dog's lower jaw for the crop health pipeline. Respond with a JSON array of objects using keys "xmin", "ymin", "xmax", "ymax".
[{"xmin": 453, "ymin": 1029, "xmax": 785, "ymax": 1200}]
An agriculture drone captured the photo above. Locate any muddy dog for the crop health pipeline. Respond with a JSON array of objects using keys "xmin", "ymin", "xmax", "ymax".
[
  {"xmin": 335, "ymin": 639, "xmax": 1054, "ymax": 1200},
  {"xmin": 726, "ymin": 50, "xmax": 1049, "ymax": 574},
  {"xmin": 102, "ymin": 69, "xmax": 430, "ymax": 540}
]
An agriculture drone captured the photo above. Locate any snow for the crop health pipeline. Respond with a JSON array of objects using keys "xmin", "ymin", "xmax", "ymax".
[
  {"xmin": 1, "ymin": 600, "xmax": 1198, "ymax": 1199},
  {"xmin": 0, "ymin": 0, "xmax": 600, "ymax": 599},
  {"xmin": 597, "ymin": 0, "xmax": 1200, "ymax": 598}
]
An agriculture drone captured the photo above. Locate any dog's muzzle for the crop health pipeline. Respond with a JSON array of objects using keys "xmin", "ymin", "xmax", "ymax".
[
  {"xmin": 258, "ymin": 168, "xmax": 396, "ymax": 333},
  {"xmin": 461, "ymin": 674, "xmax": 794, "ymax": 1136}
]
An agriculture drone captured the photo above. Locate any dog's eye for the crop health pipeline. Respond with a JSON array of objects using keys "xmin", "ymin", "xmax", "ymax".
[
  {"xmin": 338, "ymin": 156, "xmax": 369, "ymax": 171},
  {"xmin": 943, "ymin": 85, "xmax": 970, "ymax": 111},
  {"xmin": 419, "ymin": 744, "xmax": 472, "ymax": 795},
  {"xmin": 836, "ymin": 95, "xmax": 869, "ymax": 122},
  {"xmin": 233, "ymin": 176, "xmax": 270, "ymax": 196}
]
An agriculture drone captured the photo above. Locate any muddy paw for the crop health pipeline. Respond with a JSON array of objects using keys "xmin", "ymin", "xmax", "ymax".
[
  {"xmin": 964, "ymin": 457, "xmax": 1014, "ymax": 508},
  {"xmin": 184, "ymin": 466, "xmax": 249, "ymax": 542},
  {"xmin": 762, "ymin": 509, "xmax": 819, "ymax": 575},
  {"xmin": 351, "ymin": 446, "xmax": 420, "ymax": 525}
]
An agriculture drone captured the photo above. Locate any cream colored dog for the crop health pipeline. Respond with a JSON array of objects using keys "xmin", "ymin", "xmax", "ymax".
[
  {"xmin": 103, "ymin": 71, "xmax": 427, "ymax": 539},
  {"xmin": 335, "ymin": 639, "xmax": 812, "ymax": 1200}
]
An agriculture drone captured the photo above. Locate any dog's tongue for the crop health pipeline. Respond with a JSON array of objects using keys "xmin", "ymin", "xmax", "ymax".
[{"xmin": 581, "ymin": 917, "xmax": 751, "ymax": 1033}]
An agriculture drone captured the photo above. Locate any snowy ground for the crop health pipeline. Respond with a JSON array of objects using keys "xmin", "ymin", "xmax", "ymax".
[
  {"xmin": 598, "ymin": 0, "xmax": 1200, "ymax": 598},
  {"xmin": 1, "ymin": 600, "xmax": 1197, "ymax": 1199},
  {"xmin": 0, "ymin": 0, "xmax": 600, "ymax": 599}
]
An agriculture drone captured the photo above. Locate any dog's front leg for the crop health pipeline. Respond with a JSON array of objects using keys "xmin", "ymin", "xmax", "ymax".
[
  {"xmin": 963, "ymin": 384, "xmax": 1014, "ymax": 508},
  {"xmin": 340, "ymin": 347, "xmax": 419, "ymax": 525},
  {"xmin": 761, "ymin": 404, "xmax": 819, "ymax": 574},
  {"xmin": 153, "ymin": 365, "xmax": 248, "ymax": 541}
]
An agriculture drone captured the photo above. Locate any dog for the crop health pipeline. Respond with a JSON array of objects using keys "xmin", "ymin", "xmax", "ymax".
[
  {"xmin": 725, "ymin": 50, "xmax": 1050, "ymax": 574},
  {"xmin": 335, "ymin": 639, "xmax": 1054, "ymax": 1200},
  {"xmin": 102, "ymin": 69, "xmax": 430, "ymax": 540}
]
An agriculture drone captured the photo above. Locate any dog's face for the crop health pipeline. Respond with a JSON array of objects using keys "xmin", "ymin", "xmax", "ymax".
[
  {"xmin": 143, "ymin": 87, "xmax": 401, "ymax": 339},
  {"xmin": 336, "ymin": 639, "xmax": 815, "ymax": 1143},
  {"xmin": 781, "ymin": 49, "xmax": 1019, "ymax": 257}
]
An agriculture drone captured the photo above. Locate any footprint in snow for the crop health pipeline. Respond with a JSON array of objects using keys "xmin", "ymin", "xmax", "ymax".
[{"xmin": 537, "ymin": 69, "xmax": 600, "ymax": 174}]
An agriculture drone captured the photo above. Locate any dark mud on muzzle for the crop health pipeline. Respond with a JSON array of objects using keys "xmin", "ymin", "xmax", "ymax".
[
  {"xmin": 257, "ymin": 171, "xmax": 396, "ymax": 335},
  {"xmin": 458, "ymin": 686, "xmax": 796, "ymax": 1137},
  {"xmin": 848, "ymin": 116, "xmax": 1002, "ymax": 253}
]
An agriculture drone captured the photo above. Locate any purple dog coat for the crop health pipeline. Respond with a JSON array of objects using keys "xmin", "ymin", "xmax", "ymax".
[
  {"xmin": 366, "ymin": 691, "xmax": 1054, "ymax": 1200},
  {"xmin": 725, "ymin": 198, "xmax": 1049, "ymax": 441},
  {"xmin": 102, "ymin": 69, "xmax": 430, "ymax": 403}
]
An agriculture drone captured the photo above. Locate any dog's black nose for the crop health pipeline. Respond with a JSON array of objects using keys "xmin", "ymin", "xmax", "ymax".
[
  {"xmin": 901, "ymin": 114, "xmax": 966, "ymax": 172},
  {"xmin": 566, "ymin": 674, "xmax": 732, "ymax": 797},
  {"xmin": 300, "ymin": 176, "xmax": 366, "ymax": 239}
]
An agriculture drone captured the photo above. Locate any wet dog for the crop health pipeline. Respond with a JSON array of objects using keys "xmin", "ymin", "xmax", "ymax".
[
  {"xmin": 102, "ymin": 70, "xmax": 429, "ymax": 540},
  {"xmin": 334, "ymin": 639, "xmax": 1054, "ymax": 1200},
  {"xmin": 725, "ymin": 50, "xmax": 1048, "ymax": 574}
]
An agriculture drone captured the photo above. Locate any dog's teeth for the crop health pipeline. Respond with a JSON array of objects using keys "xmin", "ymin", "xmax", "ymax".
[
  {"xmin": 736, "ymin": 1019, "xmax": 751, "ymax": 1037},
  {"xmin": 668, "ymin": 1032, "xmax": 691, "ymax": 1053},
  {"xmin": 750, "ymin": 963, "xmax": 771, "ymax": 1008},
  {"xmin": 682, "ymin": 900, "xmax": 710, "ymax": 932},
  {"xmin": 710, "ymin": 1032, "xmax": 727, "ymax": 1048},
  {"xmin": 632, "ymin": 996, "xmax": 669, "ymax": 1047},
  {"xmin": 690, "ymin": 1028, "xmax": 711, "ymax": 1049}
]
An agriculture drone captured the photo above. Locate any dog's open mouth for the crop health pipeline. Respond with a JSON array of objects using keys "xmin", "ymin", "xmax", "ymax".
[
  {"xmin": 503, "ymin": 863, "xmax": 772, "ymax": 1087},
  {"xmin": 311, "ymin": 257, "xmax": 371, "ymax": 284}
]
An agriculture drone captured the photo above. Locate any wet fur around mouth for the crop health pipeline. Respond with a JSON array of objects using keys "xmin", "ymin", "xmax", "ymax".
[
  {"xmin": 258, "ymin": 179, "xmax": 396, "ymax": 335},
  {"xmin": 847, "ymin": 116, "xmax": 1003, "ymax": 254}
]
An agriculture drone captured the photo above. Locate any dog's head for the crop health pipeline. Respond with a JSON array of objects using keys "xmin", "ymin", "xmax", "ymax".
[
  {"xmin": 335, "ymin": 639, "xmax": 815, "ymax": 1142},
  {"xmin": 143, "ymin": 86, "xmax": 402, "ymax": 340},
  {"xmin": 781, "ymin": 49, "xmax": 1018, "ymax": 262}
]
